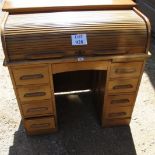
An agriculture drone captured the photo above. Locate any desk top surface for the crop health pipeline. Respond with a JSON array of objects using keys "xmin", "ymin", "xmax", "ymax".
[{"xmin": 2, "ymin": 0, "xmax": 136, "ymax": 13}]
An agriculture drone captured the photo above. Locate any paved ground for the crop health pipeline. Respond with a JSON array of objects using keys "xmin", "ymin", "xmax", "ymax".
[{"xmin": 0, "ymin": 9, "xmax": 155, "ymax": 155}]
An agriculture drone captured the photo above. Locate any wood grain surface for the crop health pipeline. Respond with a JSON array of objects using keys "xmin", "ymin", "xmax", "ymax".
[
  {"xmin": 2, "ymin": 0, "xmax": 136, "ymax": 13},
  {"xmin": 24, "ymin": 116, "xmax": 56, "ymax": 135},
  {"xmin": 3, "ymin": 10, "xmax": 147, "ymax": 61}
]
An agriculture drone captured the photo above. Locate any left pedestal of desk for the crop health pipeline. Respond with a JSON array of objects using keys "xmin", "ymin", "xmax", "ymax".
[{"xmin": 8, "ymin": 63, "xmax": 57, "ymax": 135}]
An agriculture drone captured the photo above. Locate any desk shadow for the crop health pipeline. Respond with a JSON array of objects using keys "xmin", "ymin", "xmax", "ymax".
[
  {"xmin": 9, "ymin": 93, "xmax": 137, "ymax": 155},
  {"xmin": 144, "ymin": 37, "xmax": 155, "ymax": 88}
]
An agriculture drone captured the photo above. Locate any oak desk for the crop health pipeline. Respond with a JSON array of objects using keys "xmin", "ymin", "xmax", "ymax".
[{"xmin": 1, "ymin": 0, "xmax": 150, "ymax": 135}]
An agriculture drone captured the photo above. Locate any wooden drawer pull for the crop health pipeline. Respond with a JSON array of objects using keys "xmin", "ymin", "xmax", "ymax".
[
  {"xmin": 30, "ymin": 123, "xmax": 50, "ymax": 129},
  {"xmin": 109, "ymin": 112, "xmax": 127, "ymax": 117},
  {"xmin": 115, "ymin": 68, "xmax": 136, "ymax": 74},
  {"xmin": 26, "ymin": 51, "xmax": 64, "ymax": 60},
  {"xmin": 113, "ymin": 84, "xmax": 133, "ymax": 90},
  {"xmin": 20, "ymin": 74, "xmax": 44, "ymax": 80},
  {"xmin": 27, "ymin": 107, "xmax": 48, "ymax": 113},
  {"xmin": 111, "ymin": 99, "xmax": 130, "ymax": 104},
  {"xmin": 24, "ymin": 92, "xmax": 46, "ymax": 97},
  {"xmin": 92, "ymin": 50, "xmax": 125, "ymax": 55}
]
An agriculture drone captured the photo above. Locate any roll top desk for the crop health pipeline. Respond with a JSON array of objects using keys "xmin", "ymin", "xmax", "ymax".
[{"xmin": 1, "ymin": 0, "xmax": 150, "ymax": 135}]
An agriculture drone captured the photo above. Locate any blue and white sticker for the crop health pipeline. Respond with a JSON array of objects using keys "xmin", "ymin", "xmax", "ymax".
[
  {"xmin": 71, "ymin": 34, "xmax": 87, "ymax": 46},
  {"xmin": 77, "ymin": 56, "xmax": 85, "ymax": 61}
]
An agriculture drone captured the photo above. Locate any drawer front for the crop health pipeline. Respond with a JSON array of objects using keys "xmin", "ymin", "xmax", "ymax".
[
  {"xmin": 17, "ymin": 85, "xmax": 51, "ymax": 102},
  {"xmin": 12, "ymin": 65, "xmax": 49, "ymax": 85},
  {"xmin": 105, "ymin": 107, "xmax": 133, "ymax": 119},
  {"xmin": 110, "ymin": 62, "xmax": 143, "ymax": 78},
  {"xmin": 108, "ymin": 78, "xmax": 139, "ymax": 94},
  {"xmin": 103, "ymin": 118, "xmax": 131, "ymax": 127},
  {"xmin": 24, "ymin": 116, "xmax": 55, "ymax": 135},
  {"xmin": 22, "ymin": 100, "xmax": 54, "ymax": 118},
  {"xmin": 106, "ymin": 94, "xmax": 135, "ymax": 107}
]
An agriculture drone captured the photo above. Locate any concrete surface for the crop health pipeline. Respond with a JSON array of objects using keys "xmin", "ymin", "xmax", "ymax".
[{"xmin": 0, "ymin": 10, "xmax": 155, "ymax": 155}]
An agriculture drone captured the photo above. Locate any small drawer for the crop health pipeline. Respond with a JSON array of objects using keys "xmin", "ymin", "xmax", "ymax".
[
  {"xmin": 17, "ymin": 85, "xmax": 51, "ymax": 102},
  {"xmin": 12, "ymin": 65, "xmax": 49, "ymax": 85},
  {"xmin": 24, "ymin": 116, "xmax": 56, "ymax": 135},
  {"xmin": 110, "ymin": 62, "xmax": 143, "ymax": 78},
  {"xmin": 103, "ymin": 118, "xmax": 131, "ymax": 127},
  {"xmin": 108, "ymin": 78, "xmax": 139, "ymax": 94},
  {"xmin": 106, "ymin": 94, "xmax": 135, "ymax": 107},
  {"xmin": 22, "ymin": 99, "xmax": 54, "ymax": 118},
  {"xmin": 105, "ymin": 106, "xmax": 133, "ymax": 119}
]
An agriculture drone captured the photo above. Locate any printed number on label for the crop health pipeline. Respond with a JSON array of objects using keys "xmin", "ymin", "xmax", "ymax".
[{"xmin": 71, "ymin": 34, "xmax": 87, "ymax": 46}]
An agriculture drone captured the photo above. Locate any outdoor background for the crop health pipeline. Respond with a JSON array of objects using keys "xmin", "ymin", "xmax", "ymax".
[{"xmin": 0, "ymin": 1, "xmax": 155, "ymax": 155}]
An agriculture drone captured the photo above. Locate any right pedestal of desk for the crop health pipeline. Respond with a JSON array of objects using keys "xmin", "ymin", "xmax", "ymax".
[{"xmin": 102, "ymin": 61, "xmax": 144, "ymax": 127}]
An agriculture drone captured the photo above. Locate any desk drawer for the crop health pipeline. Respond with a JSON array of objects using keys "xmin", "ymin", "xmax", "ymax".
[
  {"xmin": 110, "ymin": 62, "xmax": 143, "ymax": 78},
  {"xmin": 105, "ymin": 106, "xmax": 133, "ymax": 119},
  {"xmin": 24, "ymin": 116, "xmax": 56, "ymax": 135},
  {"xmin": 103, "ymin": 118, "xmax": 131, "ymax": 127},
  {"xmin": 17, "ymin": 85, "xmax": 51, "ymax": 102},
  {"xmin": 22, "ymin": 100, "xmax": 54, "ymax": 118},
  {"xmin": 12, "ymin": 65, "xmax": 49, "ymax": 85},
  {"xmin": 106, "ymin": 94, "xmax": 135, "ymax": 107},
  {"xmin": 108, "ymin": 78, "xmax": 139, "ymax": 94}
]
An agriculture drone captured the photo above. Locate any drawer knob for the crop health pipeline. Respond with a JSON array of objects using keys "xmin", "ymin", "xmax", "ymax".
[
  {"xmin": 24, "ymin": 92, "xmax": 46, "ymax": 97},
  {"xmin": 111, "ymin": 99, "xmax": 130, "ymax": 104},
  {"xmin": 30, "ymin": 123, "xmax": 50, "ymax": 129},
  {"xmin": 113, "ymin": 84, "xmax": 133, "ymax": 90},
  {"xmin": 27, "ymin": 107, "xmax": 48, "ymax": 113},
  {"xmin": 20, "ymin": 74, "xmax": 44, "ymax": 80},
  {"xmin": 109, "ymin": 112, "xmax": 127, "ymax": 117},
  {"xmin": 115, "ymin": 68, "xmax": 136, "ymax": 74}
]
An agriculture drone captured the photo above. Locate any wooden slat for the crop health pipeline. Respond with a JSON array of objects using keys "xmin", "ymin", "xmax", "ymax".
[
  {"xmin": 133, "ymin": 7, "xmax": 151, "ymax": 54},
  {"xmin": 2, "ymin": 0, "xmax": 136, "ymax": 13},
  {"xmin": 3, "ymin": 10, "xmax": 148, "ymax": 61}
]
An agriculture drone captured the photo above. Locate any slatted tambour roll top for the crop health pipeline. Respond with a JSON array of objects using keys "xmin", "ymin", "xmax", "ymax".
[{"xmin": 2, "ymin": 10, "xmax": 149, "ymax": 61}]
